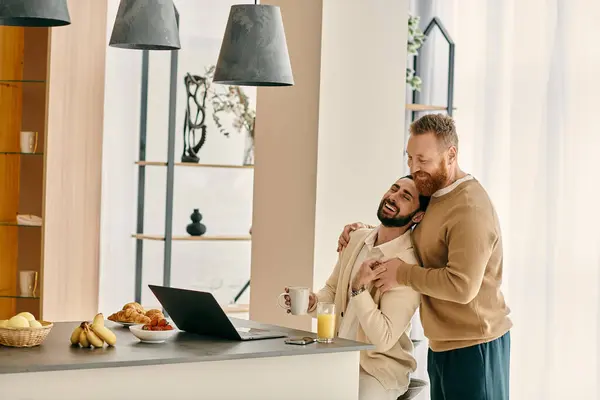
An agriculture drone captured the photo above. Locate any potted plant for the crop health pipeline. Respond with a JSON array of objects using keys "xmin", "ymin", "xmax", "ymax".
[
  {"xmin": 407, "ymin": 14, "xmax": 426, "ymax": 92},
  {"xmin": 200, "ymin": 65, "xmax": 256, "ymax": 165}
]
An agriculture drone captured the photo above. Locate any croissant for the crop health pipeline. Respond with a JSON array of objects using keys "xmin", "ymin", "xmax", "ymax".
[
  {"xmin": 133, "ymin": 313, "xmax": 151, "ymax": 324},
  {"xmin": 145, "ymin": 309, "xmax": 163, "ymax": 319},
  {"xmin": 123, "ymin": 302, "xmax": 144, "ymax": 314},
  {"xmin": 108, "ymin": 309, "xmax": 150, "ymax": 324}
]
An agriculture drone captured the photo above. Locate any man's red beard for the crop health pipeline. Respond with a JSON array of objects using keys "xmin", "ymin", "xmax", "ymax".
[{"xmin": 413, "ymin": 160, "xmax": 449, "ymax": 196}]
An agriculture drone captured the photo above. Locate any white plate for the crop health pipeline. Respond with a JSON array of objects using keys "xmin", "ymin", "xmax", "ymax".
[
  {"xmin": 129, "ymin": 324, "xmax": 177, "ymax": 343},
  {"xmin": 112, "ymin": 321, "xmax": 138, "ymax": 327}
]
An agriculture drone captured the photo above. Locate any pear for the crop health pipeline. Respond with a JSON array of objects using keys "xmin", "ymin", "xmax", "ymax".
[
  {"xmin": 16, "ymin": 312, "xmax": 35, "ymax": 322},
  {"xmin": 8, "ymin": 315, "xmax": 29, "ymax": 328},
  {"xmin": 29, "ymin": 320, "xmax": 43, "ymax": 328}
]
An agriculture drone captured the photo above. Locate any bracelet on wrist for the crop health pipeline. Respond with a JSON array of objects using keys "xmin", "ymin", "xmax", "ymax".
[{"xmin": 351, "ymin": 286, "xmax": 366, "ymax": 297}]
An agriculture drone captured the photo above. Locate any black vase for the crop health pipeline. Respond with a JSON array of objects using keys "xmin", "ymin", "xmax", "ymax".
[{"xmin": 186, "ymin": 209, "xmax": 206, "ymax": 236}]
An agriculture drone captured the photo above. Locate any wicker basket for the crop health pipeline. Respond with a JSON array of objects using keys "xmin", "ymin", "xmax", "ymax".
[{"xmin": 0, "ymin": 321, "xmax": 53, "ymax": 347}]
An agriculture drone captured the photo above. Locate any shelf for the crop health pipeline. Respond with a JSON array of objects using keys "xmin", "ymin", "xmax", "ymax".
[
  {"xmin": 0, "ymin": 152, "xmax": 43, "ymax": 156},
  {"xmin": 222, "ymin": 303, "xmax": 250, "ymax": 314},
  {"xmin": 131, "ymin": 234, "xmax": 252, "ymax": 242},
  {"xmin": 0, "ymin": 221, "xmax": 42, "ymax": 228},
  {"xmin": 0, "ymin": 79, "xmax": 46, "ymax": 83},
  {"xmin": 0, "ymin": 292, "xmax": 40, "ymax": 300},
  {"xmin": 405, "ymin": 104, "xmax": 455, "ymax": 112},
  {"xmin": 136, "ymin": 161, "xmax": 254, "ymax": 169}
]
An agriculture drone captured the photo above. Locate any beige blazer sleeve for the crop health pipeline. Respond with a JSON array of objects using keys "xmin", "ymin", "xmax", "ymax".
[{"xmin": 351, "ymin": 280, "xmax": 420, "ymax": 353}]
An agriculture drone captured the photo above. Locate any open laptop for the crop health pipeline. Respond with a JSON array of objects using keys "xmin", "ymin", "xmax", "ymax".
[{"xmin": 148, "ymin": 284, "xmax": 287, "ymax": 341}]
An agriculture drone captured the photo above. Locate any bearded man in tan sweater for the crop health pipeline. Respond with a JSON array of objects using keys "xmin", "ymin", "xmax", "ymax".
[{"xmin": 338, "ymin": 114, "xmax": 512, "ymax": 400}]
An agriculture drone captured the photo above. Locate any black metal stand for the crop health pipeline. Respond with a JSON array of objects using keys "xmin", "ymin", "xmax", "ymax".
[
  {"xmin": 233, "ymin": 280, "xmax": 250, "ymax": 303},
  {"xmin": 134, "ymin": 48, "xmax": 179, "ymax": 303},
  {"xmin": 134, "ymin": 50, "xmax": 149, "ymax": 303}
]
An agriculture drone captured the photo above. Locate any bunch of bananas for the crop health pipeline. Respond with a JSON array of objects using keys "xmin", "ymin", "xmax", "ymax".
[{"xmin": 70, "ymin": 313, "xmax": 117, "ymax": 348}]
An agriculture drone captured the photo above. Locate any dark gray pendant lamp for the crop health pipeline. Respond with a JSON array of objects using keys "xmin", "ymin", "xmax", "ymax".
[
  {"xmin": 0, "ymin": 0, "xmax": 70, "ymax": 27},
  {"xmin": 109, "ymin": 0, "xmax": 180, "ymax": 50},
  {"xmin": 213, "ymin": 2, "xmax": 294, "ymax": 86}
]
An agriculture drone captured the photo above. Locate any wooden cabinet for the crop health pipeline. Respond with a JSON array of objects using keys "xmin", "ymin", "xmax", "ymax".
[
  {"xmin": 0, "ymin": 26, "xmax": 48, "ymax": 320},
  {"xmin": 0, "ymin": 0, "xmax": 108, "ymax": 322}
]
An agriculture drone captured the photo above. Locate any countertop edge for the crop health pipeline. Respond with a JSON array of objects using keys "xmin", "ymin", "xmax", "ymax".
[{"xmin": 0, "ymin": 343, "xmax": 373, "ymax": 375}]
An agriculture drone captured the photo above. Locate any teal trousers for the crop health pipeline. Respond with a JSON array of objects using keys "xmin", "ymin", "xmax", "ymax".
[{"xmin": 427, "ymin": 332, "xmax": 511, "ymax": 400}]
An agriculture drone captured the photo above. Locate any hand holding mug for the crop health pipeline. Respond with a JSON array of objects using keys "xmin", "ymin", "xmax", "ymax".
[
  {"xmin": 278, "ymin": 286, "xmax": 315, "ymax": 315},
  {"xmin": 284, "ymin": 287, "xmax": 317, "ymax": 314}
]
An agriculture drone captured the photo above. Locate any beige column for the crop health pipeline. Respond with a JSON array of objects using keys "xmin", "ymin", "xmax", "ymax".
[
  {"xmin": 42, "ymin": 0, "xmax": 108, "ymax": 321},
  {"xmin": 251, "ymin": 0, "xmax": 409, "ymax": 330}
]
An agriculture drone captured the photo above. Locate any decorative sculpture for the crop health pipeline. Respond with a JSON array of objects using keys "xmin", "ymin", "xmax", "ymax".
[{"xmin": 181, "ymin": 73, "xmax": 209, "ymax": 163}]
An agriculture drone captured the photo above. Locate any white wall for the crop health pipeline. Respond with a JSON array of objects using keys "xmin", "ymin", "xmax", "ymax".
[
  {"xmin": 99, "ymin": 0, "xmax": 256, "ymax": 315},
  {"xmin": 313, "ymin": 0, "xmax": 410, "ymax": 292},
  {"xmin": 250, "ymin": 0, "xmax": 410, "ymax": 331}
]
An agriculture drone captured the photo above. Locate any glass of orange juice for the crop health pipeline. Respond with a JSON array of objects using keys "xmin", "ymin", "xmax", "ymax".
[{"xmin": 317, "ymin": 302, "xmax": 335, "ymax": 343}]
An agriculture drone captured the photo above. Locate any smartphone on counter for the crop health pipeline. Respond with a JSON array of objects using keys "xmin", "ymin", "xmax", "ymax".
[{"xmin": 284, "ymin": 336, "xmax": 316, "ymax": 345}]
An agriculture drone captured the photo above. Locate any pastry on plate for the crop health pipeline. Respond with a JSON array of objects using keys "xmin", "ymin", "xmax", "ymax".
[
  {"xmin": 145, "ymin": 309, "xmax": 163, "ymax": 319},
  {"xmin": 122, "ymin": 302, "xmax": 144, "ymax": 314},
  {"xmin": 108, "ymin": 309, "xmax": 150, "ymax": 324},
  {"xmin": 107, "ymin": 302, "xmax": 151, "ymax": 324}
]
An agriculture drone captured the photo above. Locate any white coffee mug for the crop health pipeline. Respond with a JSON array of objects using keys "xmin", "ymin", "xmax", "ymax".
[
  {"xmin": 20, "ymin": 131, "xmax": 38, "ymax": 154},
  {"xmin": 19, "ymin": 270, "xmax": 38, "ymax": 297},
  {"xmin": 277, "ymin": 286, "xmax": 310, "ymax": 315}
]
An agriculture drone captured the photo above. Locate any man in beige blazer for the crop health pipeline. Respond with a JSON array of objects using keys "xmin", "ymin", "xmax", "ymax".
[{"xmin": 284, "ymin": 175, "xmax": 429, "ymax": 400}]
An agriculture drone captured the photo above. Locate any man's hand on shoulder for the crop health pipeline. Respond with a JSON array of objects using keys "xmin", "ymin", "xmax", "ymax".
[
  {"xmin": 351, "ymin": 259, "xmax": 387, "ymax": 291},
  {"xmin": 374, "ymin": 258, "xmax": 413, "ymax": 293},
  {"xmin": 337, "ymin": 222, "xmax": 373, "ymax": 252}
]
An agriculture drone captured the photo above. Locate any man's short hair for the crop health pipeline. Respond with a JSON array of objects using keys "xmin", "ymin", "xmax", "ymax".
[
  {"xmin": 409, "ymin": 113, "xmax": 458, "ymax": 149},
  {"xmin": 401, "ymin": 175, "xmax": 430, "ymax": 211}
]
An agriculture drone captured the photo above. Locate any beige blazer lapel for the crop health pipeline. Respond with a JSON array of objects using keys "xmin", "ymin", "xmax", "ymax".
[{"xmin": 337, "ymin": 230, "xmax": 370, "ymax": 313}]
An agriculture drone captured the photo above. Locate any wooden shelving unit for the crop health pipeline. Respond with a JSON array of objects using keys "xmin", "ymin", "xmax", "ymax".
[
  {"xmin": 132, "ymin": 50, "xmax": 253, "ymax": 305},
  {"xmin": 0, "ymin": 222, "xmax": 42, "ymax": 228},
  {"xmin": 0, "ymin": 2, "xmax": 108, "ymax": 322},
  {"xmin": 407, "ymin": 17, "xmax": 456, "ymax": 122},
  {"xmin": 135, "ymin": 161, "xmax": 253, "ymax": 169},
  {"xmin": 0, "ymin": 151, "xmax": 43, "ymax": 156},
  {"xmin": 222, "ymin": 303, "xmax": 249, "ymax": 314},
  {"xmin": 131, "ymin": 234, "xmax": 251, "ymax": 242},
  {"xmin": 0, "ymin": 27, "xmax": 49, "ymax": 320},
  {"xmin": 405, "ymin": 104, "xmax": 455, "ymax": 112}
]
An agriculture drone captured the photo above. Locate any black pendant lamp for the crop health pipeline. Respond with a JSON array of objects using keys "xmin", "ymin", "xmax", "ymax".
[
  {"xmin": 109, "ymin": 0, "xmax": 180, "ymax": 51},
  {"xmin": 213, "ymin": 2, "xmax": 294, "ymax": 87},
  {"xmin": 0, "ymin": 0, "xmax": 70, "ymax": 27}
]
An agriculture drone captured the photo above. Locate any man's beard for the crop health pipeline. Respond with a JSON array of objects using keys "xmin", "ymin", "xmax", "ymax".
[
  {"xmin": 376, "ymin": 200, "xmax": 418, "ymax": 228},
  {"xmin": 413, "ymin": 159, "xmax": 449, "ymax": 196}
]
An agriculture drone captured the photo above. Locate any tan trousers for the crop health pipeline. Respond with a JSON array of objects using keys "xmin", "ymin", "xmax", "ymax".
[{"xmin": 359, "ymin": 369, "xmax": 404, "ymax": 400}]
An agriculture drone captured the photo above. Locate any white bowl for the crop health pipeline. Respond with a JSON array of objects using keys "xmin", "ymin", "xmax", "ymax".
[{"xmin": 129, "ymin": 324, "xmax": 177, "ymax": 343}]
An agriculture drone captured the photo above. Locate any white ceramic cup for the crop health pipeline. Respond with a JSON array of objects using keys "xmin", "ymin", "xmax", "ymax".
[
  {"xmin": 19, "ymin": 270, "xmax": 38, "ymax": 297},
  {"xmin": 277, "ymin": 286, "xmax": 310, "ymax": 315},
  {"xmin": 20, "ymin": 131, "xmax": 38, "ymax": 154}
]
